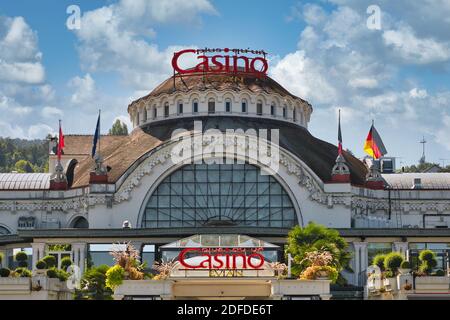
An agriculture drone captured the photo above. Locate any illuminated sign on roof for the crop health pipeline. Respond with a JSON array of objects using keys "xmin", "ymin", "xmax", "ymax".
[{"xmin": 171, "ymin": 48, "xmax": 269, "ymax": 78}]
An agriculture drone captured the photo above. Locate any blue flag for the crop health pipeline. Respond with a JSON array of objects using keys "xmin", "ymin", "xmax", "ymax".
[{"xmin": 92, "ymin": 113, "xmax": 100, "ymax": 158}]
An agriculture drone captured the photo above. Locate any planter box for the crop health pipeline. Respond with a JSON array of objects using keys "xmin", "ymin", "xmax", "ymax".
[
  {"xmin": 0, "ymin": 277, "xmax": 31, "ymax": 295},
  {"xmin": 415, "ymin": 276, "xmax": 450, "ymax": 291},
  {"xmin": 114, "ymin": 280, "xmax": 172, "ymax": 299},
  {"xmin": 272, "ymin": 279, "xmax": 331, "ymax": 299}
]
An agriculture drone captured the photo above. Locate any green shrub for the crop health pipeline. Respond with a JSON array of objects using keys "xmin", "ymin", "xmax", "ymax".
[
  {"xmin": 106, "ymin": 265, "xmax": 125, "ymax": 290},
  {"xmin": 372, "ymin": 254, "xmax": 386, "ymax": 271},
  {"xmin": 15, "ymin": 251, "xmax": 28, "ymax": 262},
  {"xmin": 400, "ymin": 261, "xmax": 411, "ymax": 269},
  {"xmin": 55, "ymin": 269, "xmax": 69, "ymax": 281},
  {"xmin": 46, "ymin": 269, "xmax": 57, "ymax": 278},
  {"xmin": 0, "ymin": 252, "xmax": 3, "ymax": 265},
  {"xmin": 418, "ymin": 250, "xmax": 437, "ymax": 275},
  {"xmin": 42, "ymin": 255, "xmax": 57, "ymax": 268},
  {"xmin": 0, "ymin": 268, "xmax": 10, "ymax": 277},
  {"xmin": 18, "ymin": 260, "xmax": 28, "ymax": 268},
  {"xmin": 384, "ymin": 252, "xmax": 404, "ymax": 274},
  {"xmin": 384, "ymin": 270, "xmax": 394, "ymax": 278},
  {"xmin": 15, "ymin": 267, "xmax": 31, "ymax": 278},
  {"xmin": 60, "ymin": 257, "xmax": 73, "ymax": 271},
  {"xmin": 36, "ymin": 260, "xmax": 47, "ymax": 270},
  {"xmin": 434, "ymin": 269, "xmax": 445, "ymax": 277}
]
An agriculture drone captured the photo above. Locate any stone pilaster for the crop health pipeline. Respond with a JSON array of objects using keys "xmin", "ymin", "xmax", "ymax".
[{"xmin": 31, "ymin": 242, "xmax": 46, "ymax": 270}]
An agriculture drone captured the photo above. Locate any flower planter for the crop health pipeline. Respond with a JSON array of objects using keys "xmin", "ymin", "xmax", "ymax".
[
  {"xmin": 113, "ymin": 280, "xmax": 172, "ymax": 299},
  {"xmin": 0, "ymin": 277, "xmax": 31, "ymax": 293},
  {"xmin": 272, "ymin": 279, "xmax": 331, "ymax": 299},
  {"xmin": 415, "ymin": 276, "xmax": 450, "ymax": 291}
]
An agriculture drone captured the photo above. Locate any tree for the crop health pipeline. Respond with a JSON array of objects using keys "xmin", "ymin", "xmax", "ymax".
[
  {"xmin": 285, "ymin": 222, "xmax": 352, "ymax": 284},
  {"xmin": 74, "ymin": 265, "xmax": 113, "ymax": 300},
  {"xmin": 109, "ymin": 119, "xmax": 128, "ymax": 136},
  {"xmin": 14, "ymin": 160, "xmax": 34, "ymax": 173}
]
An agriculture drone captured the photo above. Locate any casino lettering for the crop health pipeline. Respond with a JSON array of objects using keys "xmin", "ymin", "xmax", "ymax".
[
  {"xmin": 178, "ymin": 247, "xmax": 265, "ymax": 270},
  {"xmin": 171, "ymin": 48, "xmax": 269, "ymax": 76}
]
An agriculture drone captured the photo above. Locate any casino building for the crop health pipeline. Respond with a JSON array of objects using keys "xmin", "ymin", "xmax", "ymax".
[{"xmin": 0, "ymin": 48, "xmax": 449, "ymax": 296}]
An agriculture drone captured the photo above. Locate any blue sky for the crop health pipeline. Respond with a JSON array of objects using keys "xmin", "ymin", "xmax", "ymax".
[{"xmin": 0, "ymin": 0, "xmax": 449, "ymax": 167}]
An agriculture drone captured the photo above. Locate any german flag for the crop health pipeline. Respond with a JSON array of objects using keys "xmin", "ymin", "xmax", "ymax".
[{"xmin": 364, "ymin": 124, "xmax": 387, "ymax": 159}]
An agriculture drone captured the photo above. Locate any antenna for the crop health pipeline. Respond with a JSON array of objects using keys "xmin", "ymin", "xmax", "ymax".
[{"xmin": 419, "ymin": 136, "xmax": 427, "ymax": 164}]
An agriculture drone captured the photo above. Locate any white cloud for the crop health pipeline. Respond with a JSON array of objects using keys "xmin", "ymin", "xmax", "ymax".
[
  {"xmin": 72, "ymin": 0, "xmax": 216, "ymax": 91},
  {"xmin": 41, "ymin": 106, "xmax": 63, "ymax": 118},
  {"xmin": 409, "ymin": 88, "xmax": 428, "ymax": 99},
  {"xmin": 69, "ymin": 73, "xmax": 97, "ymax": 105},
  {"xmin": 383, "ymin": 25, "xmax": 450, "ymax": 64}
]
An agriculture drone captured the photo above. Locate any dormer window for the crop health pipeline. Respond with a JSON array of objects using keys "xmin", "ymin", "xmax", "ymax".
[
  {"xmin": 177, "ymin": 102, "xmax": 183, "ymax": 115},
  {"xmin": 242, "ymin": 99, "xmax": 247, "ymax": 113},
  {"xmin": 293, "ymin": 108, "xmax": 297, "ymax": 122},
  {"xmin": 164, "ymin": 103, "xmax": 169, "ymax": 117},
  {"xmin": 208, "ymin": 98, "xmax": 215, "ymax": 114},
  {"xmin": 283, "ymin": 106, "xmax": 287, "ymax": 119},
  {"xmin": 257, "ymin": 101, "xmax": 263, "ymax": 116},
  {"xmin": 152, "ymin": 105, "xmax": 157, "ymax": 119},
  {"xmin": 271, "ymin": 104, "xmax": 276, "ymax": 116},
  {"xmin": 193, "ymin": 100, "xmax": 199, "ymax": 113},
  {"xmin": 225, "ymin": 99, "xmax": 232, "ymax": 113}
]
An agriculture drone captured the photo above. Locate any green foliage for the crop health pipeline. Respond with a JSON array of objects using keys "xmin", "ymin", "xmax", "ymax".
[
  {"xmin": 36, "ymin": 260, "xmax": 47, "ymax": 270},
  {"xmin": 60, "ymin": 257, "xmax": 73, "ymax": 271},
  {"xmin": 46, "ymin": 269, "xmax": 57, "ymax": 278},
  {"xmin": 0, "ymin": 268, "xmax": 10, "ymax": 277},
  {"xmin": 434, "ymin": 269, "xmax": 445, "ymax": 276},
  {"xmin": 15, "ymin": 251, "xmax": 28, "ymax": 262},
  {"xmin": 0, "ymin": 252, "xmax": 3, "ymax": 264},
  {"xmin": 109, "ymin": 119, "xmax": 128, "ymax": 136},
  {"xmin": 285, "ymin": 222, "xmax": 352, "ymax": 280},
  {"xmin": 0, "ymin": 138, "xmax": 49, "ymax": 173},
  {"xmin": 55, "ymin": 269, "xmax": 69, "ymax": 281},
  {"xmin": 384, "ymin": 270, "xmax": 394, "ymax": 278},
  {"xmin": 372, "ymin": 254, "xmax": 386, "ymax": 271},
  {"xmin": 384, "ymin": 252, "xmax": 404, "ymax": 274},
  {"xmin": 42, "ymin": 255, "xmax": 56, "ymax": 268},
  {"xmin": 47, "ymin": 244, "xmax": 71, "ymax": 251},
  {"xmin": 419, "ymin": 250, "xmax": 437, "ymax": 275},
  {"xmin": 15, "ymin": 267, "xmax": 31, "ymax": 277},
  {"xmin": 74, "ymin": 265, "xmax": 113, "ymax": 300},
  {"xmin": 106, "ymin": 265, "xmax": 125, "ymax": 290},
  {"xmin": 400, "ymin": 261, "xmax": 411, "ymax": 269}
]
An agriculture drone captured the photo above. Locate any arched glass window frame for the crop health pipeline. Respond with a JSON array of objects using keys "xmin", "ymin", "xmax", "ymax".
[{"xmin": 141, "ymin": 163, "xmax": 298, "ymax": 229}]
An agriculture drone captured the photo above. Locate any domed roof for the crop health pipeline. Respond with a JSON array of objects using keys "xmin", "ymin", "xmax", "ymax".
[{"xmin": 129, "ymin": 70, "xmax": 311, "ymax": 109}]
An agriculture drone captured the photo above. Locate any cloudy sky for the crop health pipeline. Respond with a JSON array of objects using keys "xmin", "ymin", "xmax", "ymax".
[{"xmin": 0, "ymin": 0, "xmax": 449, "ymax": 166}]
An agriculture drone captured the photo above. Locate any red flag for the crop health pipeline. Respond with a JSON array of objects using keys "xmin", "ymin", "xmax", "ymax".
[{"xmin": 57, "ymin": 121, "xmax": 64, "ymax": 160}]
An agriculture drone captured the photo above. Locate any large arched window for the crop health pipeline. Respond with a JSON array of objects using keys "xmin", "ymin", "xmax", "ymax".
[
  {"xmin": 142, "ymin": 163, "xmax": 297, "ymax": 228},
  {"xmin": 0, "ymin": 226, "xmax": 10, "ymax": 235}
]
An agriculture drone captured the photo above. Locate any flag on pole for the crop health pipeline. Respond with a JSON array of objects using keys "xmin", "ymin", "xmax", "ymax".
[
  {"xmin": 363, "ymin": 122, "xmax": 387, "ymax": 159},
  {"xmin": 92, "ymin": 111, "xmax": 100, "ymax": 158},
  {"xmin": 338, "ymin": 109, "xmax": 343, "ymax": 155},
  {"xmin": 57, "ymin": 120, "xmax": 64, "ymax": 161}
]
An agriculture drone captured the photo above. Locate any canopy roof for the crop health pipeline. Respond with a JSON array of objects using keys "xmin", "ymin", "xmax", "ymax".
[{"xmin": 160, "ymin": 234, "xmax": 279, "ymax": 249}]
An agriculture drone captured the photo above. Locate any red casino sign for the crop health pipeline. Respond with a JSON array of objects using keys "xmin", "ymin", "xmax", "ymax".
[
  {"xmin": 178, "ymin": 247, "xmax": 265, "ymax": 270},
  {"xmin": 172, "ymin": 48, "xmax": 269, "ymax": 77}
]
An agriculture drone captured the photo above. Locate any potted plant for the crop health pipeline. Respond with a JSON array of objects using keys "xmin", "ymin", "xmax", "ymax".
[
  {"xmin": 106, "ymin": 265, "xmax": 125, "ymax": 290},
  {"xmin": 372, "ymin": 254, "xmax": 386, "ymax": 272},
  {"xmin": 299, "ymin": 249, "xmax": 339, "ymax": 283},
  {"xmin": 399, "ymin": 260, "xmax": 411, "ymax": 274},
  {"xmin": 60, "ymin": 257, "xmax": 73, "ymax": 271},
  {"xmin": 0, "ymin": 267, "xmax": 10, "ymax": 278},
  {"xmin": 34, "ymin": 259, "xmax": 48, "ymax": 276},
  {"xmin": 383, "ymin": 252, "xmax": 404, "ymax": 290},
  {"xmin": 15, "ymin": 251, "xmax": 29, "ymax": 268},
  {"xmin": 415, "ymin": 250, "xmax": 450, "ymax": 291}
]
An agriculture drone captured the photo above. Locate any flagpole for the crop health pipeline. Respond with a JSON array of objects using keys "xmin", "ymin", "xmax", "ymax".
[{"xmin": 98, "ymin": 109, "xmax": 101, "ymax": 157}]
